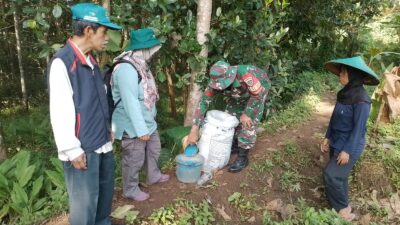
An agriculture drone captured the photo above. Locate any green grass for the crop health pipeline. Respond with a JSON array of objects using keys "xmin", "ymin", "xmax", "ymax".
[
  {"xmin": 264, "ymin": 70, "xmax": 339, "ymax": 134},
  {"xmin": 362, "ymin": 119, "xmax": 400, "ymax": 189},
  {"xmin": 264, "ymin": 92, "xmax": 320, "ymax": 134},
  {"xmin": 279, "ymin": 170, "xmax": 304, "ymax": 192},
  {"xmin": 1, "ymin": 106, "xmax": 55, "ymax": 157},
  {"xmin": 262, "ymin": 198, "xmax": 352, "ymax": 225},
  {"xmin": 147, "ymin": 199, "xmax": 215, "ymax": 225},
  {"xmin": 250, "ymin": 158, "xmax": 274, "ymax": 173}
]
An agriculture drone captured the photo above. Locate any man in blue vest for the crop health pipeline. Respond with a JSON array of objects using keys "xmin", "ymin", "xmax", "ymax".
[{"xmin": 47, "ymin": 3, "xmax": 121, "ymax": 225}]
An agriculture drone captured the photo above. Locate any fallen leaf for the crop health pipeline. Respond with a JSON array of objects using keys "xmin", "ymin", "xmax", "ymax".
[
  {"xmin": 309, "ymin": 186, "xmax": 323, "ymax": 199},
  {"xmin": 247, "ymin": 216, "xmax": 256, "ymax": 223},
  {"xmin": 359, "ymin": 213, "xmax": 371, "ymax": 225},
  {"xmin": 215, "ymin": 170, "xmax": 224, "ymax": 176},
  {"xmin": 267, "ymin": 147, "xmax": 277, "ymax": 152},
  {"xmin": 266, "ymin": 199, "xmax": 283, "ymax": 211},
  {"xmin": 257, "ymin": 127, "xmax": 265, "ymax": 133},
  {"xmin": 139, "ymin": 182, "xmax": 148, "ymax": 188},
  {"xmin": 390, "ymin": 193, "xmax": 400, "ymax": 215},
  {"xmin": 205, "ymin": 194, "xmax": 212, "ymax": 205},
  {"xmin": 111, "ymin": 205, "xmax": 135, "ymax": 219},
  {"xmin": 267, "ymin": 177, "xmax": 273, "ymax": 188},
  {"xmin": 216, "ymin": 205, "xmax": 231, "ymax": 221},
  {"xmin": 382, "ymin": 143, "xmax": 395, "ymax": 150},
  {"xmin": 371, "ymin": 190, "xmax": 379, "ymax": 205},
  {"xmin": 279, "ymin": 204, "xmax": 296, "ymax": 220}
]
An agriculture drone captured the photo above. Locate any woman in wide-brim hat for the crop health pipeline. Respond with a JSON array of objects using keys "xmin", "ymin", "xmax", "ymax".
[{"xmin": 320, "ymin": 56, "xmax": 380, "ymax": 221}]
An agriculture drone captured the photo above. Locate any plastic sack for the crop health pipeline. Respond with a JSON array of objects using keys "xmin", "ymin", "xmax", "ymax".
[{"xmin": 198, "ymin": 110, "xmax": 239, "ymax": 172}]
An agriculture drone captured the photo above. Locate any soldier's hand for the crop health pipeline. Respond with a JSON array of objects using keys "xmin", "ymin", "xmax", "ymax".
[
  {"xmin": 139, "ymin": 135, "xmax": 150, "ymax": 141},
  {"xmin": 71, "ymin": 153, "xmax": 87, "ymax": 170},
  {"xmin": 240, "ymin": 113, "xmax": 253, "ymax": 129},
  {"xmin": 187, "ymin": 125, "xmax": 200, "ymax": 144}
]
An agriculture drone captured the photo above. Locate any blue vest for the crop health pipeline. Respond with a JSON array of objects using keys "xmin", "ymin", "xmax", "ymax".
[{"xmin": 49, "ymin": 40, "xmax": 111, "ymax": 152}]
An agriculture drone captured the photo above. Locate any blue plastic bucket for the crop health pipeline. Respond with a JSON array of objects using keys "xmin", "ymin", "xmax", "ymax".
[{"xmin": 175, "ymin": 153, "xmax": 204, "ymax": 183}]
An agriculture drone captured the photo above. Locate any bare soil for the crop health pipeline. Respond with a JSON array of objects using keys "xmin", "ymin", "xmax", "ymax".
[{"xmin": 45, "ymin": 92, "xmax": 341, "ymax": 225}]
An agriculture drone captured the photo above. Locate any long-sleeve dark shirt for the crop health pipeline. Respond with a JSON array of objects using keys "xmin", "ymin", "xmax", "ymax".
[{"xmin": 325, "ymin": 102, "xmax": 370, "ymax": 158}]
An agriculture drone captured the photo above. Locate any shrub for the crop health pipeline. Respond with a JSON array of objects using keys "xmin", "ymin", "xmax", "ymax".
[{"xmin": 0, "ymin": 150, "xmax": 67, "ymax": 224}]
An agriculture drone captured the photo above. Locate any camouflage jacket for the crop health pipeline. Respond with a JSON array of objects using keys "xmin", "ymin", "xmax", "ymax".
[{"xmin": 193, "ymin": 65, "xmax": 270, "ymax": 126}]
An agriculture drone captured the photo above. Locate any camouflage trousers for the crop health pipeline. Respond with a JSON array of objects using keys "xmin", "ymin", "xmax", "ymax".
[{"xmin": 225, "ymin": 96, "xmax": 266, "ymax": 150}]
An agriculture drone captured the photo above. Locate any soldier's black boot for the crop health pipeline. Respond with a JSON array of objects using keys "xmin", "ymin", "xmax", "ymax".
[
  {"xmin": 228, "ymin": 147, "xmax": 249, "ymax": 173},
  {"xmin": 231, "ymin": 139, "xmax": 240, "ymax": 154}
]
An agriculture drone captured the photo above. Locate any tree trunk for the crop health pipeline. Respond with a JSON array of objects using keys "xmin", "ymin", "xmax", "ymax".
[
  {"xmin": 40, "ymin": 0, "xmax": 50, "ymax": 66},
  {"xmin": 12, "ymin": 1, "xmax": 28, "ymax": 111},
  {"xmin": 183, "ymin": 0, "xmax": 212, "ymax": 126},
  {"xmin": 99, "ymin": 0, "xmax": 111, "ymax": 67},
  {"xmin": 102, "ymin": 0, "xmax": 111, "ymax": 12},
  {"xmin": 166, "ymin": 66, "xmax": 177, "ymax": 117},
  {"xmin": 0, "ymin": 123, "xmax": 6, "ymax": 160}
]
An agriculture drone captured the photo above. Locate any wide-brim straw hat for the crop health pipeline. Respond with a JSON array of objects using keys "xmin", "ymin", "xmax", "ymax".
[{"xmin": 325, "ymin": 56, "xmax": 380, "ymax": 85}]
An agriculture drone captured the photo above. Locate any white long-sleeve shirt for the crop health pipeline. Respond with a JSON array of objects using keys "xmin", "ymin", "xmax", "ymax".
[{"xmin": 49, "ymin": 42, "xmax": 112, "ymax": 161}]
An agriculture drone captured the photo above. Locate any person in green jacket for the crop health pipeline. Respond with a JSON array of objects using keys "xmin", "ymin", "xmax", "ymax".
[{"xmin": 111, "ymin": 28, "xmax": 169, "ymax": 202}]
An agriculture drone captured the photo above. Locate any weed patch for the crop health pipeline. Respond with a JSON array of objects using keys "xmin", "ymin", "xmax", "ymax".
[
  {"xmin": 147, "ymin": 199, "xmax": 215, "ymax": 225},
  {"xmin": 358, "ymin": 119, "xmax": 400, "ymax": 192},
  {"xmin": 250, "ymin": 158, "xmax": 274, "ymax": 174},
  {"xmin": 262, "ymin": 199, "xmax": 352, "ymax": 225},
  {"xmin": 279, "ymin": 170, "xmax": 304, "ymax": 192},
  {"xmin": 265, "ymin": 93, "xmax": 320, "ymax": 134}
]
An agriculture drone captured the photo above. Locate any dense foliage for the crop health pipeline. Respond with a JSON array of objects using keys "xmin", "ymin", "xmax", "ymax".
[
  {"xmin": 0, "ymin": 0, "xmax": 395, "ymax": 113},
  {"xmin": 1, "ymin": 0, "xmax": 400, "ymax": 224}
]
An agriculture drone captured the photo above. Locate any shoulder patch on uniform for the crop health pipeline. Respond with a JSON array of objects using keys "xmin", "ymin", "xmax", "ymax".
[
  {"xmin": 242, "ymin": 73, "xmax": 263, "ymax": 95},
  {"xmin": 205, "ymin": 88, "xmax": 214, "ymax": 97}
]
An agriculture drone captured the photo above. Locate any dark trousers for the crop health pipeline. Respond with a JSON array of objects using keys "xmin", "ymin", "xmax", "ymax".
[
  {"xmin": 63, "ymin": 151, "xmax": 115, "ymax": 225},
  {"xmin": 323, "ymin": 150, "xmax": 358, "ymax": 211}
]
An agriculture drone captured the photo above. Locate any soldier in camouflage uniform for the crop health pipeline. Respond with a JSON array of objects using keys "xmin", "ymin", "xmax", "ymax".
[{"xmin": 187, "ymin": 60, "xmax": 270, "ymax": 173}]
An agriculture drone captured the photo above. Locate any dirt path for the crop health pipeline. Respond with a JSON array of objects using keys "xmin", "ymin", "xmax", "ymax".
[{"xmin": 45, "ymin": 92, "xmax": 336, "ymax": 225}]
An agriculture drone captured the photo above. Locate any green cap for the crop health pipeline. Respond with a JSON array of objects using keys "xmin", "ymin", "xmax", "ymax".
[
  {"xmin": 71, "ymin": 3, "xmax": 122, "ymax": 30},
  {"xmin": 325, "ymin": 56, "xmax": 380, "ymax": 85},
  {"xmin": 126, "ymin": 28, "xmax": 161, "ymax": 51},
  {"xmin": 208, "ymin": 61, "xmax": 238, "ymax": 90}
]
